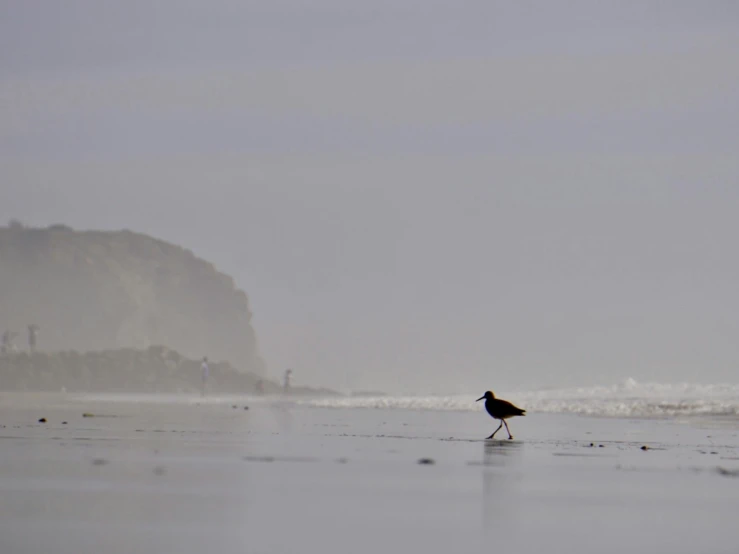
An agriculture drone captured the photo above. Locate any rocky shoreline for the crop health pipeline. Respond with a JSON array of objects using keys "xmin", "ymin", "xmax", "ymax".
[{"xmin": 0, "ymin": 346, "xmax": 338, "ymax": 397}]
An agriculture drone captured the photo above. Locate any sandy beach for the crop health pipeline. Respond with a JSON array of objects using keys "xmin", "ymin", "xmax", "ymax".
[{"xmin": 1, "ymin": 392, "xmax": 738, "ymax": 554}]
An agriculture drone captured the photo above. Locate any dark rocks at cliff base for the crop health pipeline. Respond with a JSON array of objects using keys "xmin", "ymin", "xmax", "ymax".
[{"xmin": 0, "ymin": 347, "xmax": 338, "ymax": 397}]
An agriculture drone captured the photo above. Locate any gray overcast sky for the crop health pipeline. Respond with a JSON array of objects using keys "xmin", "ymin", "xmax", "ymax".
[{"xmin": 2, "ymin": 1, "xmax": 738, "ymax": 393}]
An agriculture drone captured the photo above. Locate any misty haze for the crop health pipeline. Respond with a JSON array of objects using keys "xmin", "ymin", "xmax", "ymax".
[{"xmin": 1, "ymin": 2, "xmax": 738, "ymax": 554}]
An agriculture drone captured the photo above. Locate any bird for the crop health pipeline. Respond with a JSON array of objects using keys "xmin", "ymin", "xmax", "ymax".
[{"xmin": 476, "ymin": 390, "xmax": 526, "ymax": 440}]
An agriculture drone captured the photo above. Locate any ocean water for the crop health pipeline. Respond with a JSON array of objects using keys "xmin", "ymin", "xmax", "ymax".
[
  {"xmin": 301, "ymin": 378, "xmax": 739, "ymax": 418},
  {"xmin": 65, "ymin": 377, "xmax": 739, "ymax": 419}
]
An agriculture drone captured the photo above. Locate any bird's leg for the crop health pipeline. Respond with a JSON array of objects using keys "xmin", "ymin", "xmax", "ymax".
[
  {"xmin": 503, "ymin": 420, "xmax": 513, "ymax": 440},
  {"xmin": 487, "ymin": 421, "xmax": 503, "ymax": 439}
]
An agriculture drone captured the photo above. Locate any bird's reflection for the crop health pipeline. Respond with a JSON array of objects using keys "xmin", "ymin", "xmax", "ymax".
[
  {"xmin": 480, "ymin": 440, "xmax": 523, "ymax": 535},
  {"xmin": 482, "ymin": 439, "xmax": 523, "ymax": 467}
]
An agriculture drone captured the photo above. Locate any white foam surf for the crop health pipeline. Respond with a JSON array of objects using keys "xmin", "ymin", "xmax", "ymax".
[{"xmin": 300, "ymin": 378, "xmax": 739, "ymax": 418}]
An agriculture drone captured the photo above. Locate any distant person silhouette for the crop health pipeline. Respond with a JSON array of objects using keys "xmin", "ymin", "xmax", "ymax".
[
  {"xmin": 0, "ymin": 331, "xmax": 9, "ymax": 355},
  {"xmin": 283, "ymin": 369, "xmax": 292, "ymax": 394},
  {"xmin": 28, "ymin": 324, "xmax": 39, "ymax": 354},
  {"xmin": 201, "ymin": 357, "xmax": 210, "ymax": 397}
]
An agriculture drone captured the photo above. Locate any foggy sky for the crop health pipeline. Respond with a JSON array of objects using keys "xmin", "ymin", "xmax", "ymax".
[{"xmin": 2, "ymin": 1, "xmax": 738, "ymax": 393}]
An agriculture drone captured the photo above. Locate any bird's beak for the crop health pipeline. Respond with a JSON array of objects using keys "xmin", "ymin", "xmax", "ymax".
[{"xmin": 476, "ymin": 395, "xmax": 485, "ymax": 402}]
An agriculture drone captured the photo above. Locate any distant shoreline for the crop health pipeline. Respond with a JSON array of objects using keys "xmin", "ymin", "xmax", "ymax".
[{"xmin": 0, "ymin": 346, "xmax": 339, "ymax": 398}]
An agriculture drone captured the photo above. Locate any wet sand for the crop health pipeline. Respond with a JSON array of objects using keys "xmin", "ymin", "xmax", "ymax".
[{"xmin": 1, "ymin": 392, "xmax": 738, "ymax": 554}]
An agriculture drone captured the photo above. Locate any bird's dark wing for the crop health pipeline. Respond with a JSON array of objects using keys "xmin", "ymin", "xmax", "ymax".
[{"xmin": 497, "ymin": 399, "xmax": 526, "ymax": 416}]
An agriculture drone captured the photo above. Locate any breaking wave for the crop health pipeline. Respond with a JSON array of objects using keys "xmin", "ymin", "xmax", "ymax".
[{"xmin": 300, "ymin": 379, "xmax": 739, "ymax": 418}]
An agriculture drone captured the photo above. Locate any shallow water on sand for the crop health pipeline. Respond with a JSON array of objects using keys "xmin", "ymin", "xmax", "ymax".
[{"xmin": 1, "ymin": 393, "xmax": 738, "ymax": 554}]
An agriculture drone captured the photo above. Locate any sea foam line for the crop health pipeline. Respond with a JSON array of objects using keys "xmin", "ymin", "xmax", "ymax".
[{"xmin": 300, "ymin": 380, "xmax": 739, "ymax": 418}]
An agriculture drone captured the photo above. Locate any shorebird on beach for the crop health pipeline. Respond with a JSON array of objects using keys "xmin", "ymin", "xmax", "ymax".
[{"xmin": 476, "ymin": 390, "xmax": 526, "ymax": 440}]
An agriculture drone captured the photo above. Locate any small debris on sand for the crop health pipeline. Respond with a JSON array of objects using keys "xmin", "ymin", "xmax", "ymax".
[
  {"xmin": 640, "ymin": 445, "xmax": 649, "ymax": 451},
  {"xmin": 232, "ymin": 405, "xmax": 238, "ymax": 409},
  {"xmin": 82, "ymin": 413, "xmax": 94, "ymax": 418},
  {"xmin": 417, "ymin": 458, "xmax": 435, "ymax": 465},
  {"xmin": 716, "ymin": 467, "xmax": 739, "ymax": 478},
  {"xmin": 153, "ymin": 466, "xmax": 166, "ymax": 476},
  {"xmin": 243, "ymin": 456, "xmax": 275, "ymax": 463},
  {"xmin": 38, "ymin": 418, "xmax": 47, "ymax": 423},
  {"xmin": 62, "ymin": 421, "xmax": 68, "ymax": 425},
  {"xmin": 243, "ymin": 406, "xmax": 249, "ymax": 410}
]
